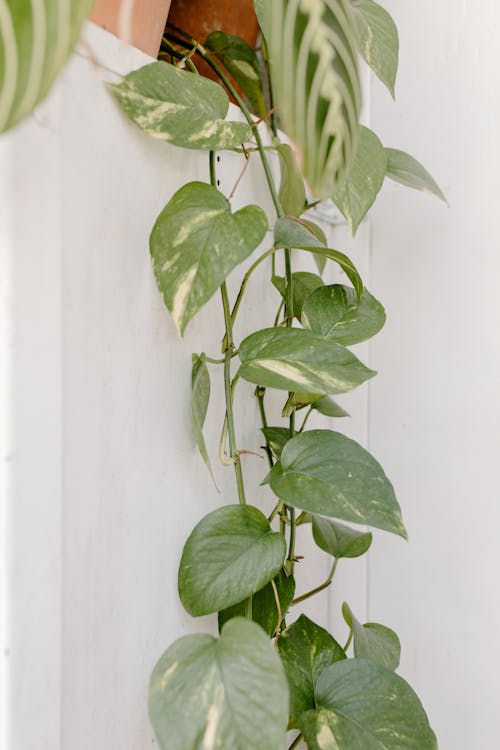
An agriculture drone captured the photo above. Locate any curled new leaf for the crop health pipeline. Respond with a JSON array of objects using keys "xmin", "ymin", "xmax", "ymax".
[{"xmin": 343, "ymin": 602, "xmax": 401, "ymax": 671}]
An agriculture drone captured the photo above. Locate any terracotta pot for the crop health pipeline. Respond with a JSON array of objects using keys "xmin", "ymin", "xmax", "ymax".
[
  {"xmin": 166, "ymin": 0, "xmax": 259, "ymax": 83},
  {"xmin": 91, "ymin": 0, "xmax": 172, "ymax": 57}
]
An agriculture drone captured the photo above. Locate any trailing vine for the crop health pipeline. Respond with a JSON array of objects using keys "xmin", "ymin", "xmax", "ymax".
[{"xmin": 111, "ymin": 2, "xmax": 445, "ymax": 748}]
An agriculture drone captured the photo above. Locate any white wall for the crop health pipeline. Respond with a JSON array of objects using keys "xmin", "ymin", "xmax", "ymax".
[{"xmin": 1, "ymin": 5, "xmax": 499, "ymax": 748}]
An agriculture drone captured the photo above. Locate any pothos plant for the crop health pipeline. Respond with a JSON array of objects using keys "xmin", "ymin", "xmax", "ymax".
[{"xmin": 111, "ymin": 1, "xmax": 444, "ymax": 748}]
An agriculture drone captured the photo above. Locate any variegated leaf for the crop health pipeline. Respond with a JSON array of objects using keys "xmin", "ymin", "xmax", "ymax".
[{"xmin": 0, "ymin": 0, "xmax": 93, "ymax": 132}]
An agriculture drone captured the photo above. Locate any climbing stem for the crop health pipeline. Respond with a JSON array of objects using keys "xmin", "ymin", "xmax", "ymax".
[{"xmin": 292, "ymin": 558, "xmax": 339, "ymax": 606}]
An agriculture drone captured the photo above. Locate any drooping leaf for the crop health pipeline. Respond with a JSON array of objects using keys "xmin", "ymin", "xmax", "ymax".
[
  {"xmin": 218, "ymin": 570, "xmax": 295, "ymax": 637},
  {"xmin": 262, "ymin": 427, "xmax": 292, "ymax": 460},
  {"xmin": 178, "ymin": 505, "xmax": 286, "ymax": 616},
  {"xmin": 312, "ymin": 396, "xmax": 350, "ymax": 418},
  {"xmin": 110, "ymin": 61, "xmax": 250, "ymax": 149},
  {"xmin": 333, "ymin": 125, "xmax": 387, "ymax": 235},
  {"xmin": 253, "ymin": 0, "xmax": 272, "ymax": 41},
  {"xmin": 0, "ymin": 0, "xmax": 94, "ymax": 133},
  {"xmin": 277, "ymin": 144, "xmax": 307, "ymax": 217},
  {"xmin": 302, "ymin": 284, "xmax": 386, "ymax": 345},
  {"xmin": 149, "ymin": 618, "xmax": 289, "ymax": 750},
  {"xmin": 312, "ymin": 516, "xmax": 372, "ymax": 559},
  {"xmin": 300, "ymin": 219, "xmax": 329, "ymax": 274},
  {"xmin": 150, "ymin": 182, "xmax": 267, "ymax": 335},
  {"xmin": 272, "ymin": 272, "xmax": 324, "ymax": 319},
  {"xmin": 277, "ymin": 615, "xmax": 345, "ymax": 722},
  {"xmin": 267, "ymin": 0, "xmax": 362, "ymax": 197},
  {"xmin": 274, "ymin": 217, "xmax": 363, "ymax": 298},
  {"xmin": 205, "ymin": 31, "xmax": 266, "ymax": 116},
  {"xmin": 385, "ymin": 148, "xmax": 446, "ymax": 202},
  {"xmin": 238, "ymin": 328, "xmax": 375, "ymax": 395},
  {"xmin": 343, "ymin": 603, "xmax": 401, "ymax": 671},
  {"xmin": 351, "ymin": 0, "xmax": 399, "ymax": 97},
  {"xmin": 189, "ymin": 355, "xmax": 216, "ymax": 483},
  {"xmin": 268, "ymin": 430, "xmax": 407, "ymax": 537},
  {"xmin": 298, "ymin": 659, "xmax": 437, "ymax": 750}
]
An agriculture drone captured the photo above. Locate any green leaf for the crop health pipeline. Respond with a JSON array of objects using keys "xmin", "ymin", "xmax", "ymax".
[
  {"xmin": 178, "ymin": 504, "xmax": 286, "ymax": 616},
  {"xmin": 189, "ymin": 355, "xmax": 216, "ymax": 483},
  {"xmin": 351, "ymin": 0, "xmax": 399, "ymax": 97},
  {"xmin": 262, "ymin": 427, "xmax": 292, "ymax": 460},
  {"xmin": 312, "ymin": 396, "xmax": 350, "ymax": 418},
  {"xmin": 150, "ymin": 182, "xmax": 267, "ymax": 335},
  {"xmin": 333, "ymin": 125, "xmax": 387, "ymax": 235},
  {"xmin": 298, "ymin": 659, "xmax": 437, "ymax": 750},
  {"xmin": 272, "ymin": 272, "xmax": 324, "ymax": 319},
  {"xmin": 277, "ymin": 144, "xmax": 306, "ymax": 217},
  {"xmin": 342, "ymin": 603, "xmax": 401, "ymax": 671},
  {"xmin": 0, "ymin": 0, "xmax": 94, "ymax": 132},
  {"xmin": 110, "ymin": 61, "xmax": 250, "ymax": 150},
  {"xmin": 300, "ymin": 219, "xmax": 329, "ymax": 274},
  {"xmin": 205, "ymin": 31, "xmax": 266, "ymax": 116},
  {"xmin": 385, "ymin": 148, "xmax": 447, "ymax": 202},
  {"xmin": 268, "ymin": 0, "xmax": 362, "ymax": 197},
  {"xmin": 274, "ymin": 217, "xmax": 363, "ymax": 298},
  {"xmin": 218, "ymin": 570, "xmax": 295, "ymax": 637},
  {"xmin": 302, "ymin": 284, "xmax": 386, "ymax": 345},
  {"xmin": 238, "ymin": 328, "xmax": 375, "ymax": 395},
  {"xmin": 268, "ymin": 430, "xmax": 407, "ymax": 537},
  {"xmin": 312, "ymin": 516, "xmax": 372, "ymax": 559},
  {"xmin": 277, "ymin": 615, "xmax": 346, "ymax": 722},
  {"xmin": 253, "ymin": 0, "xmax": 272, "ymax": 40},
  {"xmin": 149, "ymin": 618, "xmax": 289, "ymax": 750}
]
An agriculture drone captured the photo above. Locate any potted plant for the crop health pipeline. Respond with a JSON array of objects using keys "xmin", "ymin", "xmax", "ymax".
[{"xmin": 91, "ymin": 0, "xmax": 173, "ymax": 56}]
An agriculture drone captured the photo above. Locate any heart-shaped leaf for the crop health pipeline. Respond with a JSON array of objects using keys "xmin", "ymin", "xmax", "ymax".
[
  {"xmin": 267, "ymin": 0, "xmax": 362, "ymax": 196},
  {"xmin": 268, "ymin": 430, "xmax": 407, "ymax": 537},
  {"xmin": 351, "ymin": 0, "xmax": 399, "ymax": 97},
  {"xmin": 277, "ymin": 615, "xmax": 345, "ymax": 722},
  {"xmin": 238, "ymin": 328, "xmax": 375, "ymax": 394},
  {"xmin": 333, "ymin": 126, "xmax": 387, "ymax": 235},
  {"xmin": 150, "ymin": 182, "xmax": 267, "ymax": 335},
  {"xmin": 272, "ymin": 272, "xmax": 324, "ymax": 319},
  {"xmin": 312, "ymin": 516, "xmax": 372, "ymax": 559},
  {"xmin": 385, "ymin": 148, "xmax": 446, "ymax": 202},
  {"xmin": 302, "ymin": 284, "xmax": 386, "ymax": 345},
  {"xmin": 189, "ymin": 355, "xmax": 216, "ymax": 484},
  {"xmin": 149, "ymin": 618, "xmax": 289, "ymax": 750},
  {"xmin": 0, "ymin": 0, "xmax": 94, "ymax": 133},
  {"xmin": 343, "ymin": 603, "xmax": 401, "ymax": 671},
  {"xmin": 205, "ymin": 31, "xmax": 266, "ymax": 117},
  {"xmin": 178, "ymin": 504, "xmax": 286, "ymax": 616},
  {"xmin": 218, "ymin": 570, "xmax": 295, "ymax": 637},
  {"xmin": 277, "ymin": 144, "xmax": 307, "ymax": 217},
  {"xmin": 110, "ymin": 61, "xmax": 250, "ymax": 149},
  {"xmin": 274, "ymin": 217, "xmax": 363, "ymax": 298},
  {"xmin": 298, "ymin": 659, "xmax": 437, "ymax": 750}
]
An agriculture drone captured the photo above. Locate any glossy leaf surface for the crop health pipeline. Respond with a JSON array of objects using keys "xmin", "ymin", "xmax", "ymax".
[
  {"xmin": 302, "ymin": 284, "xmax": 386, "ymax": 345},
  {"xmin": 205, "ymin": 31, "xmax": 266, "ymax": 116},
  {"xmin": 0, "ymin": 0, "xmax": 93, "ymax": 132},
  {"xmin": 385, "ymin": 148, "xmax": 446, "ymax": 201},
  {"xmin": 110, "ymin": 62, "xmax": 250, "ymax": 149},
  {"xmin": 150, "ymin": 182, "xmax": 267, "ymax": 335},
  {"xmin": 218, "ymin": 570, "xmax": 295, "ymax": 636},
  {"xmin": 312, "ymin": 396, "xmax": 350, "ymax": 418},
  {"xmin": 149, "ymin": 618, "xmax": 289, "ymax": 750},
  {"xmin": 333, "ymin": 125, "xmax": 387, "ymax": 235},
  {"xmin": 267, "ymin": 0, "xmax": 361, "ymax": 197},
  {"xmin": 269, "ymin": 430, "xmax": 407, "ymax": 537},
  {"xmin": 298, "ymin": 659, "xmax": 437, "ymax": 750},
  {"xmin": 278, "ymin": 143, "xmax": 307, "ymax": 217},
  {"xmin": 238, "ymin": 328, "xmax": 375, "ymax": 394},
  {"xmin": 178, "ymin": 505, "xmax": 286, "ymax": 616},
  {"xmin": 272, "ymin": 272, "xmax": 324, "ymax": 319},
  {"xmin": 277, "ymin": 614, "xmax": 345, "ymax": 721},
  {"xmin": 189, "ymin": 355, "xmax": 214, "ymax": 480},
  {"xmin": 343, "ymin": 603, "xmax": 401, "ymax": 671},
  {"xmin": 312, "ymin": 516, "xmax": 372, "ymax": 558},
  {"xmin": 351, "ymin": 0, "xmax": 399, "ymax": 96},
  {"xmin": 274, "ymin": 217, "xmax": 363, "ymax": 298}
]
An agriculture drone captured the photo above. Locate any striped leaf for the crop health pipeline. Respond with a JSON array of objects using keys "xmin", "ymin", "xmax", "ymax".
[
  {"xmin": 267, "ymin": 0, "xmax": 362, "ymax": 198},
  {"xmin": 0, "ymin": 0, "xmax": 93, "ymax": 133}
]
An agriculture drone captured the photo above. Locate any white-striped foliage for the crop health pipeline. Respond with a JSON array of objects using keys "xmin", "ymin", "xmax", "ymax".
[
  {"xmin": 0, "ymin": 0, "xmax": 93, "ymax": 133},
  {"xmin": 266, "ymin": 0, "xmax": 361, "ymax": 198}
]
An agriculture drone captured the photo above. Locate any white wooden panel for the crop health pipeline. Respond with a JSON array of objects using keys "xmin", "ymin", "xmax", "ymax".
[{"xmin": 370, "ymin": 2, "xmax": 500, "ymax": 748}]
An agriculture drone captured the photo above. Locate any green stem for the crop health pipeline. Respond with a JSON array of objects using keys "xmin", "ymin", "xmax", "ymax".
[
  {"xmin": 255, "ymin": 386, "xmax": 274, "ymax": 469},
  {"xmin": 299, "ymin": 406, "xmax": 313, "ymax": 432},
  {"xmin": 343, "ymin": 627, "xmax": 354, "ymax": 653},
  {"xmin": 230, "ymin": 247, "xmax": 276, "ymax": 328},
  {"xmin": 292, "ymin": 558, "xmax": 339, "ymax": 606}
]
